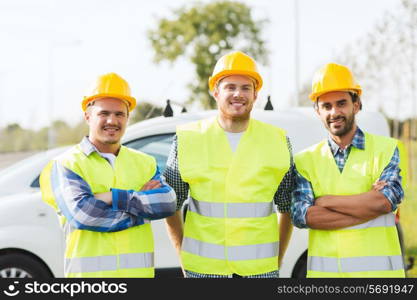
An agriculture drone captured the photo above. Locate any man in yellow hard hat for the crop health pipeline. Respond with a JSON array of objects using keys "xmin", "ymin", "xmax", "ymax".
[
  {"xmin": 291, "ymin": 63, "xmax": 405, "ymax": 277},
  {"xmin": 40, "ymin": 72, "xmax": 177, "ymax": 277},
  {"xmin": 163, "ymin": 51, "xmax": 294, "ymax": 278}
]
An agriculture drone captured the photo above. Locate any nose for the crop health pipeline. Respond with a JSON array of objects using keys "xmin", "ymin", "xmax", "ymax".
[
  {"xmin": 106, "ymin": 114, "xmax": 117, "ymax": 125},
  {"xmin": 329, "ymin": 105, "xmax": 341, "ymax": 117},
  {"xmin": 233, "ymin": 89, "xmax": 242, "ymax": 98}
]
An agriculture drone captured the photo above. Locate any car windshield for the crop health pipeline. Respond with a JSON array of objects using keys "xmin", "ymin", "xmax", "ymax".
[{"xmin": 124, "ymin": 134, "xmax": 174, "ymax": 172}]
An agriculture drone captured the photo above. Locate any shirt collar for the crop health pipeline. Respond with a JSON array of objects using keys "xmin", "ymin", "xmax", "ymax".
[
  {"xmin": 79, "ymin": 136, "xmax": 100, "ymax": 156},
  {"xmin": 327, "ymin": 127, "xmax": 365, "ymax": 155}
]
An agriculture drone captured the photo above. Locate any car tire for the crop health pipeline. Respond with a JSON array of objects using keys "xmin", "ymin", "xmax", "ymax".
[
  {"xmin": 0, "ymin": 253, "xmax": 52, "ymax": 278},
  {"xmin": 291, "ymin": 251, "xmax": 307, "ymax": 278}
]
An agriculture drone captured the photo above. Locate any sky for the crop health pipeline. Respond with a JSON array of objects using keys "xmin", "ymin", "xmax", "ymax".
[{"xmin": 0, "ymin": 0, "xmax": 401, "ymax": 129}]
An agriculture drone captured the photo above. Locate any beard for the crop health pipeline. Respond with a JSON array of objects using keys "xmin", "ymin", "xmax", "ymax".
[{"xmin": 326, "ymin": 113, "xmax": 355, "ymax": 137}]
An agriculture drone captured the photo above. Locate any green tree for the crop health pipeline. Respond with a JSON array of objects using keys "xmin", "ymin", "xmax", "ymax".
[
  {"xmin": 148, "ymin": 0, "xmax": 268, "ymax": 109},
  {"xmin": 0, "ymin": 119, "xmax": 89, "ymax": 152},
  {"xmin": 130, "ymin": 101, "xmax": 163, "ymax": 124}
]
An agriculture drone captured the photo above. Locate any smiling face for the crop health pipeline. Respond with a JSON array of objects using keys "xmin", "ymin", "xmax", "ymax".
[
  {"xmin": 84, "ymin": 97, "xmax": 129, "ymax": 153},
  {"xmin": 315, "ymin": 91, "xmax": 360, "ymax": 138},
  {"xmin": 213, "ymin": 75, "xmax": 258, "ymax": 121}
]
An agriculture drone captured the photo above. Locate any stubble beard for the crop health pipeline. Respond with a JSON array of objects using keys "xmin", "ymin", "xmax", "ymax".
[{"xmin": 327, "ymin": 114, "xmax": 355, "ymax": 137}]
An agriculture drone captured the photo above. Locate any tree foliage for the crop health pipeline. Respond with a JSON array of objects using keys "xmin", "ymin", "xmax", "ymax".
[
  {"xmin": 129, "ymin": 101, "xmax": 163, "ymax": 124},
  {"xmin": 0, "ymin": 101, "xmax": 164, "ymax": 153},
  {"xmin": 297, "ymin": 0, "xmax": 417, "ymax": 133},
  {"xmin": 148, "ymin": 0, "xmax": 268, "ymax": 109},
  {"xmin": 294, "ymin": 0, "xmax": 417, "ymax": 181},
  {"xmin": 0, "ymin": 120, "xmax": 88, "ymax": 153}
]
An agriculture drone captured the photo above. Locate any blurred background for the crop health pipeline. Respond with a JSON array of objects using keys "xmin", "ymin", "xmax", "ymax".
[{"xmin": 0, "ymin": 0, "xmax": 416, "ymax": 277}]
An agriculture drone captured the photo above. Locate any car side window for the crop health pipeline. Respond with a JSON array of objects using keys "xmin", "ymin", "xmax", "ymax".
[
  {"xmin": 124, "ymin": 134, "xmax": 174, "ymax": 172},
  {"xmin": 30, "ymin": 134, "xmax": 175, "ymax": 188}
]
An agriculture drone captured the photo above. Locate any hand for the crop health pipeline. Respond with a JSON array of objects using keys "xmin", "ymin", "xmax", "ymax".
[
  {"xmin": 95, "ymin": 192, "xmax": 112, "ymax": 205},
  {"xmin": 372, "ymin": 180, "xmax": 387, "ymax": 192},
  {"xmin": 140, "ymin": 180, "xmax": 161, "ymax": 191}
]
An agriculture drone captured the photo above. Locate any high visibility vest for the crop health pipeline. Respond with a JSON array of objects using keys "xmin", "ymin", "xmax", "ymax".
[
  {"xmin": 177, "ymin": 117, "xmax": 290, "ymax": 276},
  {"xmin": 295, "ymin": 132, "xmax": 405, "ymax": 278},
  {"xmin": 40, "ymin": 144, "xmax": 156, "ymax": 278}
]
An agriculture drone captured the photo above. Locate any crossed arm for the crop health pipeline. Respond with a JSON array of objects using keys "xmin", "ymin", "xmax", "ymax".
[
  {"xmin": 305, "ymin": 181, "xmax": 392, "ymax": 230},
  {"xmin": 47, "ymin": 162, "xmax": 176, "ymax": 232},
  {"xmin": 291, "ymin": 172, "xmax": 401, "ymax": 230}
]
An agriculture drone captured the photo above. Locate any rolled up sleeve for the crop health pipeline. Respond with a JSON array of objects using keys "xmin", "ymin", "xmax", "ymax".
[
  {"xmin": 379, "ymin": 147, "xmax": 404, "ymax": 211},
  {"xmin": 291, "ymin": 168, "xmax": 315, "ymax": 229}
]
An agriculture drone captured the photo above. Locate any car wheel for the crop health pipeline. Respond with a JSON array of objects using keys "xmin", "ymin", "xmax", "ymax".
[
  {"xmin": 291, "ymin": 251, "xmax": 307, "ymax": 278},
  {"xmin": 0, "ymin": 253, "xmax": 52, "ymax": 278}
]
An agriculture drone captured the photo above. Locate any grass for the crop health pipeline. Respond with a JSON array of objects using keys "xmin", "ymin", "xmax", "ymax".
[
  {"xmin": 401, "ymin": 188, "xmax": 417, "ymax": 278},
  {"xmin": 401, "ymin": 140, "xmax": 417, "ymax": 277}
]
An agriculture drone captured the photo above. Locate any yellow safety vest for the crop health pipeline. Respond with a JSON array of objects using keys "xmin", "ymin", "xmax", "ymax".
[
  {"xmin": 295, "ymin": 132, "xmax": 405, "ymax": 278},
  {"xmin": 40, "ymin": 144, "xmax": 156, "ymax": 278},
  {"xmin": 177, "ymin": 117, "xmax": 290, "ymax": 276}
]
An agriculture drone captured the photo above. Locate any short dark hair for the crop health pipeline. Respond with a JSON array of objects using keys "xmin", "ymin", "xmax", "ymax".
[
  {"xmin": 313, "ymin": 91, "xmax": 362, "ymax": 110},
  {"xmin": 349, "ymin": 92, "xmax": 362, "ymax": 110}
]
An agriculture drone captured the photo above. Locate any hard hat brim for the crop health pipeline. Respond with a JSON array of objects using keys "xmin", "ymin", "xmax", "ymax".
[
  {"xmin": 309, "ymin": 87, "xmax": 362, "ymax": 101},
  {"xmin": 208, "ymin": 70, "xmax": 263, "ymax": 92},
  {"xmin": 82, "ymin": 94, "xmax": 137, "ymax": 111}
]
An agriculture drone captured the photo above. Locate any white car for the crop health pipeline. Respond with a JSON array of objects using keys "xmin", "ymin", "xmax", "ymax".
[{"xmin": 0, "ymin": 107, "xmax": 394, "ymax": 278}]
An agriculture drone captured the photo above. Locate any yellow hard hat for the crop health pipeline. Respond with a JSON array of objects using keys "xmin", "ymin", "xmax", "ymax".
[
  {"xmin": 82, "ymin": 72, "xmax": 136, "ymax": 111},
  {"xmin": 309, "ymin": 63, "xmax": 362, "ymax": 101},
  {"xmin": 208, "ymin": 51, "xmax": 263, "ymax": 92}
]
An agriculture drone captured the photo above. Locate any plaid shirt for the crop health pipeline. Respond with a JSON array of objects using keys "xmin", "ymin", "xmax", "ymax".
[
  {"xmin": 291, "ymin": 127, "xmax": 404, "ymax": 229},
  {"xmin": 49, "ymin": 137, "xmax": 176, "ymax": 232},
  {"xmin": 184, "ymin": 270, "xmax": 279, "ymax": 278},
  {"xmin": 164, "ymin": 135, "xmax": 295, "ymax": 213}
]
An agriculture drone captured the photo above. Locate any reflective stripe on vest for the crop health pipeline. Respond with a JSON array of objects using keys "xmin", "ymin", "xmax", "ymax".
[
  {"xmin": 308, "ymin": 255, "xmax": 404, "ymax": 273},
  {"xmin": 189, "ymin": 197, "xmax": 274, "ymax": 218},
  {"xmin": 41, "ymin": 143, "xmax": 157, "ymax": 277},
  {"xmin": 182, "ymin": 237, "xmax": 278, "ymax": 261},
  {"xmin": 177, "ymin": 118, "xmax": 289, "ymax": 275},
  {"xmin": 343, "ymin": 213, "xmax": 395, "ymax": 230},
  {"xmin": 295, "ymin": 133, "xmax": 404, "ymax": 278},
  {"xmin": 65, "ymin": 252, "xmax": 154, "ymax": 274}
]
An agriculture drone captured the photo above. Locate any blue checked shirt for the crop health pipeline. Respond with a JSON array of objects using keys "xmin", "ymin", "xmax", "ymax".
[
  {"xmin": 50, "ymin": 137, "xmax": 176, "ymax": 232},
  {"xmin": 291, "ymin": 128, "xmax": 404, "ymax": 229}
]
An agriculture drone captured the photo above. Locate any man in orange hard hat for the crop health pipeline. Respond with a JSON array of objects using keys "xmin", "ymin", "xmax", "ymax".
[
  {"xmin": 291, "ymin": 63, "xmax": 405, "ymax": 277},
  {"xmin": 164, "ymin": 51, "xmax": 295, "ymax": 278},
  {"xmin": 40, "ymin": 72, "xmax": 176, "ymax": 277}
]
